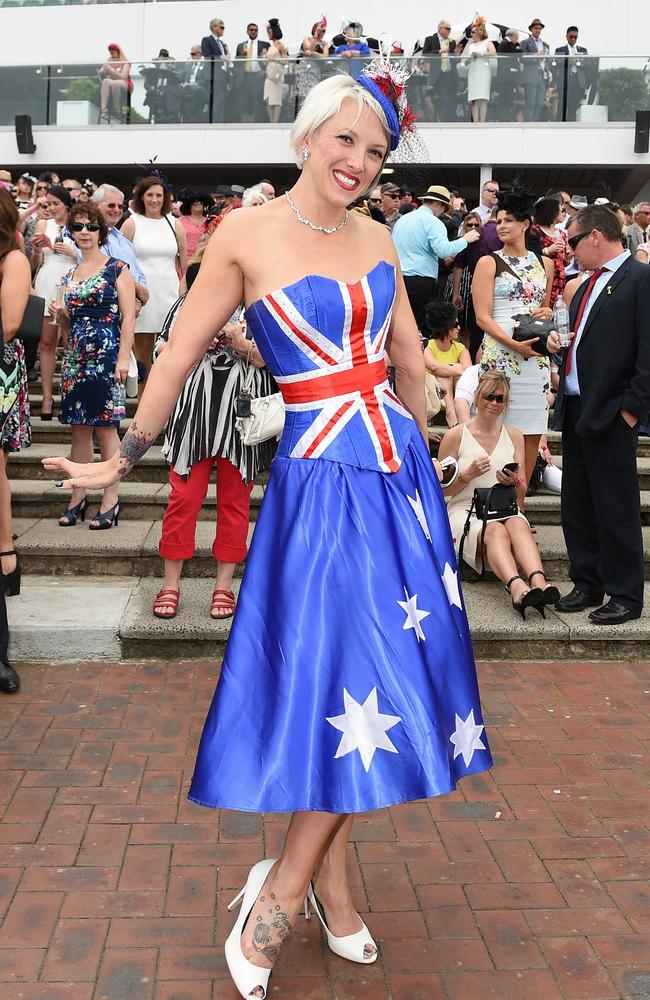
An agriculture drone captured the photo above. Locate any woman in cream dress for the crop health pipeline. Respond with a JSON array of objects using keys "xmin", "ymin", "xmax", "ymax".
[
  {"xmin": 440, "ymin": 371, "xmax": 559, "ymax": 617},
  {"xmin": 462, "ymin": 23, "xmax": 497, "ymax": 122},
  {"xmin": 263, "ymin": 19, "xmax": 288, "ymax": 123}
]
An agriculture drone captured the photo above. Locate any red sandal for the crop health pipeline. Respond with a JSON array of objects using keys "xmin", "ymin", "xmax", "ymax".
[
  {"xmin": 211, "ymin": 588, "xmax": 236, "ymax": 620},
  {"xmin": 152, "ymin": 588, "xmax": 180, "ymax": 619}
]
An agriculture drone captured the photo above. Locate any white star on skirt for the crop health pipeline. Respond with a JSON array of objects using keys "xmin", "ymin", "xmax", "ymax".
[
  {"xmin": 326, "ymin": 688, "xmax": 402, "ymax": 773},
  {"xmin": 407, "ymin": 490, "xmax": 431, "ymax": 541},
  {"xmin": 397, "ymin": 588, "xmax": 431, "ymax": 642},
  {"xmin": 442, "ymin": 562, "xmax": 462, "ymax": 609},
  {"xmin": 449, "ymin": 709, "xmax": 486, "ymax": 767}
]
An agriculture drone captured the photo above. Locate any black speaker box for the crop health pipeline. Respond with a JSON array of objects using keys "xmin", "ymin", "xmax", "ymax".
[
  {"xmin": 14, "ymin": 114, "xmax": 36, "ymax": 154},
  {"xmin": 634, "ymin": 110, "xmax": 650, "ymax": 154}
]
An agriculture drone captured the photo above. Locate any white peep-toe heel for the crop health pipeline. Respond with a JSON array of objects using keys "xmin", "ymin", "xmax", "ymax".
[
  {"xmin": 306, "ymin": 885, "xmax": 378, "ymax": 964},
  {"xmin": 225, "ymin": 858, "xmax": 278, "ymax": 1000}
]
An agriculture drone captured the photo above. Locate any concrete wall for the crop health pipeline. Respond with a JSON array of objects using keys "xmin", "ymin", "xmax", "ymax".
[{"xmin": 0, "ymin": 0, "xmax": 649, "ymax": 66}]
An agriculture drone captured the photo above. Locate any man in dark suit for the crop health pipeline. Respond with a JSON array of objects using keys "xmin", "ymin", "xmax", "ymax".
[
  {"xmin": 551, "ymin": 206, "xmax": 650, "ymax": 624},
  {"xmin": 520, "ymin": 18, "xmax": 550, "ymax": 121},
  {"xmin": 201, "ymin": 17, "xmax": 230, "ymax": 122},
  {"xmin": 234, "ymin": 23, "xmax": 269, "ymax": 123},
  {"xmin": 179, "ymin": 45, "xmax": 208, "ymax": 121},
  {"xmin": 555, "ymin": 26, "xmax": 588, "ymax": 121},
  {"xmin": 422, "ymin": 19, "xmax": 457, "ymax": 122}
]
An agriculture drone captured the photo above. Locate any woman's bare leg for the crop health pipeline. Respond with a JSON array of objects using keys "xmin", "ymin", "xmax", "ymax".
[
  {"xmin": 483, "ymin": 521, "xmax": 530, "ymax": 604},
  {"xmin": 58, "ymin": 426, "xmax": 92, "ymax": 523},
  {"xmin": 239, "ymin": 811, "xmax": 345, "ymax": 996},
  {"xmin": 313, "ymin": 814, "xmax": 377, "ymax": 957},
  {"xmin": 39, "ymin": 320, "xmax": 59, "ymax": 413},
  {"xmin": 134, "ymin": 333, "xmax": 155, "ymax": 395},
  {"xmin": 93, "ymin": 426, "xmax": 120, "ymax": 518}
]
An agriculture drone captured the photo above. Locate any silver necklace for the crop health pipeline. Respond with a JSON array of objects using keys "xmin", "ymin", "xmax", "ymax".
[{"xmin": 285, "ymin": 191, "xmax": 349, "ymax": 235}]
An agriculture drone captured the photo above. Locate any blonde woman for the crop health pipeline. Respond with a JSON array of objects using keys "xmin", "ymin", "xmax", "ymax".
[
  {"xmin": 440, "ymin": 371, "xmax": 559, "ymax": 617},
  {"xmin": 463, "ymin": 22, "xmax": 497, "ymax": 123}
]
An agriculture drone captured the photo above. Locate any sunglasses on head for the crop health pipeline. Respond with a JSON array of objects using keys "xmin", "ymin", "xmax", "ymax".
[
  {"xmin": 567, "ymin": 230, "xmax": 591, "ymax": 250},
  {"xmin": 70, "ymin": 221, "xmax": 100, "ymax": 233},
  {"xmin": 483, "ymin": 392, "xmax": 505, "ymax": 404}
]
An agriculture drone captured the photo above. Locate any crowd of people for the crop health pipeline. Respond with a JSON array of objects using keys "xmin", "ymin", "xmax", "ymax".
[
  {"xmin": 0, "ymin": 154, "xmax": 647, "ymax": 693},
  {"xmin": 85, "ymin": 15, "xmax": 597, "ymax": 125}
]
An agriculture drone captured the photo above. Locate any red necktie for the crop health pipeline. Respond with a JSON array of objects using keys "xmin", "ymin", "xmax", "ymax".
[{"xmin": 565, "ymin": 267, "xmax": 606, "ymax": 374}]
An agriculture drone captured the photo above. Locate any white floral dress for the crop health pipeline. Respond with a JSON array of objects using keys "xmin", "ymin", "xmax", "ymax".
[{"xmin": 480, "ymin": 251, "xmax": 550, "ymax": 435}]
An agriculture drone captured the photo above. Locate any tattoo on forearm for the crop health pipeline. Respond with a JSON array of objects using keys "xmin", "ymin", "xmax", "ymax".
[{"xmin": 118, "ymin": 419, "xmax": 154, "ymax": 478}]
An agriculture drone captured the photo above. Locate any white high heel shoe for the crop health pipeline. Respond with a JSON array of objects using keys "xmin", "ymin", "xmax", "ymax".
[
  {"xmin": 306, "ymin": 885, "xmax": 378, "ymax": 964},
  {"xmin": 225, "ymin": 858, "xmax": 278, "ymax": 1000}
]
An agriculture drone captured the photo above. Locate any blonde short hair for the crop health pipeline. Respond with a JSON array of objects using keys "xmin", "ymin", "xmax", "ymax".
[
  {"xmin": 474, "ymin": 371, "xmax": 510, "ymax": 409},
  {"xmin": 242, "ymin": 184, "xmax": 269, "ymax": 208},
  {"xmin": 472, "ymin": 24, "xmax": 488, "ymax": 41},
  {"xmin": 290, "ymin": 74, "xmax": 390, "ymax": 169}
]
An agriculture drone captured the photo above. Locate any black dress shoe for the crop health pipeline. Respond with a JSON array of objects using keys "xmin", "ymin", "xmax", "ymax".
[
  {"xmin": 555, "ymin": 587, "xmax": 603, "ymax": 613},
  {"xmin": 0, "ymin": 660, "xmax": 20, "ymax": 693},
  {"xmin": 588, "ymin": 601, "xmax": 642, "ymax": 625}
]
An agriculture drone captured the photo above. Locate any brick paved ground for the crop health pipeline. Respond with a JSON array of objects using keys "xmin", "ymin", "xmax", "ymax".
[{"xmin": 1, "ymin": 660, "xmax": 650, "ymax": 999}]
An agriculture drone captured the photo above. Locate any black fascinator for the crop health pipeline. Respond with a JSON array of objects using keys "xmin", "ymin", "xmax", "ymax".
[
  {"xmin": 267, "ymin": 18, "xmax": 283, "ymax": 39},
  {"xmin": 497, "ymin": 180, "xmax": 536, "ymax": 220}
]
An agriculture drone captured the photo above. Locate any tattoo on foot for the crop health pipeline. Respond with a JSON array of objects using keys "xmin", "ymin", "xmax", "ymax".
[
  {"xmin": 118, "ymin": 420, "xmax": 154, "ymax": 478},
  {"xmin": 251, "ymin": 897, "xmax": 293, "ymax": 965}
]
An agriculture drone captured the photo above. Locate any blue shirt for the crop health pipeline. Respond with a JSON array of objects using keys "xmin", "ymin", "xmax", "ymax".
[
  {"xmin": 565, "ymin": 249, "xmax": 629, "ymax": 395},
  {"xmin": 393, "ymin": 205, "xmax": 467, "ymax": 280},
  {"xmin": 75, "ymin": 227, "xmax": 147, "ymax": 288}
]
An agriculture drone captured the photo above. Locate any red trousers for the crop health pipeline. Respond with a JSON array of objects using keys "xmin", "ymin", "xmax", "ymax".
[{"xmin": 159, "ymin": 456, "xmax": 253, "ymax": 564}]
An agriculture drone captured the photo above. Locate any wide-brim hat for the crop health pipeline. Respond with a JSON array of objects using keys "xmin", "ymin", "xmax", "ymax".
[
  {"xmin": 421, "ymin": 184, "xmax": 452, "ymax": 206},
  {"xmin": 179, "ymin": 191, "xmax": 213, "ymax": 213},
  {"xmin": 570, "ymin": 194, "xmax": 588, "ymax": 210},
  {"xmin": 213, "ymin": 184, "xmax": 233, "ymax": 197},
  {"xmin": 528, "ymin": 18, "xmax": 545, "ymax": 29},
  {"xmin": 0, "ymin": 170, "xmax": 12, "ymax": 182},
  {"xmin": 230, "ymin": 184, "xmax": 245, "ymax": 196}
]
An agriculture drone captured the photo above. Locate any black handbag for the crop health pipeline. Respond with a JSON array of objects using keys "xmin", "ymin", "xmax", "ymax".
[
  {"xmin": 0, "ymin": 294, "xmax": 46, "ymax": 343},
  {"xmin": 458, "ymin": 484, "xmax": 518, "ymax": 579},
  {"xmin": 511, "ymin": 313, "xmax": 555, "ymax": 358}
]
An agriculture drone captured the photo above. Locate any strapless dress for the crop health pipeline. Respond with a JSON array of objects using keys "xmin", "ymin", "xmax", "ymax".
[{"xmin": 189, "ymin": 261, "xmax": 492, "ymax": 813}]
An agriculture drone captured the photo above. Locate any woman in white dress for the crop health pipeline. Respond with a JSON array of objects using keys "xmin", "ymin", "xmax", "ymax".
[
  {"xmin": 121, "ymin": 177, "xmax": 187, "ymax": 385},
  {"xmin": 462, "ymin": 23, "xmax": 496, "ymax": 123},
  {"xmin": 472, "ymin": 185, "xmax": 554, "ymax": 489},
  {"xmin": 263, "ymin": 19, "xmax": 288, "ymax": 124},
  {"xmin": 31, "ymin": 185, "xmax": 77, "ymax": 420}
]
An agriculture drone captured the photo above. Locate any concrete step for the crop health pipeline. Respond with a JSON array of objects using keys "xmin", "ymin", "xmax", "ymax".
[
  {"xmin": 10, "ymin": 516, "xmax": 650, "ymax": 582},
  {"xmin": 10, "ymin": 442, "xmax": 650, "ymax": 490},
  {"xmin": 29, "ymin": 393, "xmax": 139, "ymax": 418},
  {"xmin": 27, "ymin": 417, "xmax": 164, "ymax": 447},
  {"xmin": 10, "ymin": 478, "xmax": 266, "ymax": 522},
  {"xmin": 7, "ymin": 575, "xmax": 650, "ymax": 663}
]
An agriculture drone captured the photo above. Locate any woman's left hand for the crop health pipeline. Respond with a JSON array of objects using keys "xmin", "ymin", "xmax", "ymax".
[
  {"xmin": 114, "ymin": 357, "xmax": 129, "ymax": 383},
  {"xmin": 532, "ymin": 307, "xmax": 553, "ymax": 320}
]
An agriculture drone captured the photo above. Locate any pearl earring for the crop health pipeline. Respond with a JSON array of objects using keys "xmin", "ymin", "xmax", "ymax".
[{"xmin": 302, "ymin": 146, "xmax": 310, "ymax": 161}]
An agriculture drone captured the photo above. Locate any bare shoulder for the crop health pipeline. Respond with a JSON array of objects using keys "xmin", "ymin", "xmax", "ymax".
[
  {"xmin": 350, "ymin": 214, "xmax": 398, "ymax": 264},
  {"xmin": 1, "ymin": 249, "xmax": 30, "ymax": 280},
  {"xmin": 442, "ymin": 423, "xmax": 464, "ymax": 452},
  {"xmin": 505, "ymin": 423, "xmax": 524, "ymax": 446},
  {"xmin": 474, "ymin": 253, "xmax": 496, "ymax": 277}
]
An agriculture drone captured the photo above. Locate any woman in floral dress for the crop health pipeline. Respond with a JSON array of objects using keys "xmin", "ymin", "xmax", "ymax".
[
  {"xmin": 472, "ymin": 187, "xmax": 554, "ymax": 488},
  {"xmin": 51, "ymin": 203, "xmax": 135, "ymax": 529}
]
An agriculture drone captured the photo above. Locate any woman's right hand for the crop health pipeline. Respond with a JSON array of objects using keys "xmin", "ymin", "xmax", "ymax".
[
  {"xmin": 464, "ymin": 455, "xmax": 491, "ymax": 480},
  {"xmin": 42, "ymin": 453, "xmax": 121, "ymax": 492}
]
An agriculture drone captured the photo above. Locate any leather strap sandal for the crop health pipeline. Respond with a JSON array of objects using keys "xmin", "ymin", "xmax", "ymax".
[
  {"xmin": 152, "ymin": 588, "xmax": 180, "ymax": 619},
  {"xmin": 211, "ymin": 588, "xmax": 236, "ymax": 620}
]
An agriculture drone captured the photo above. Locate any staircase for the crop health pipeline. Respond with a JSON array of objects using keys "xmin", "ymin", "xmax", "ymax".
[{"xmin": 6, "ymin": 378, "xmax": 650, "ymax": 663}]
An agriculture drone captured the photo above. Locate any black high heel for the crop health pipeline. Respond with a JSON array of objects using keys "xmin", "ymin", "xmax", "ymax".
[
  {"xmin": 0, "ymin": 551, "xmax": 21, "ymax": 597},
  {"xmin": 505, "ymin": 575, "xmax": 544, "ymax": 620},
  {"xmin": 40, "ymin": 411, "xmax": 53, "ymax": 422},
  {"xmin": 89, "ymin": 502, "xmax": 120, "ymax": 530},
  {"xmin": 529, "ymin": 570, "xmax": 561, "ymax": 607},
  {"xmin": 59, "ymin": 497, "xmax": 89, "ymax": 527}
]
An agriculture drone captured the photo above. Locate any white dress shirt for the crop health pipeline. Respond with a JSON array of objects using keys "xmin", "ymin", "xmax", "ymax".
[{"xmin": 565, "ymin": 249, "xmax": 630, "ymax": 395}]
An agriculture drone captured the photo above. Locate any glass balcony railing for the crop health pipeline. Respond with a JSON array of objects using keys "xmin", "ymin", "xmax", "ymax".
[{"xmin": 0, "ymin": 55, "xmax": 647, "ymax": 128}]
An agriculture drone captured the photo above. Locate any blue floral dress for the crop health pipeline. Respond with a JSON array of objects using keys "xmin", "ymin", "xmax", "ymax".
[{"xmin": 60, "ymin": 258, "xmax": 127, "ymax": 426}]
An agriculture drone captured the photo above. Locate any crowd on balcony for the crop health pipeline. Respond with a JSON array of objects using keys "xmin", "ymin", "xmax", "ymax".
[{"xmin": 86, "ymin": 14, "xmax": 597, "ymax": 125}]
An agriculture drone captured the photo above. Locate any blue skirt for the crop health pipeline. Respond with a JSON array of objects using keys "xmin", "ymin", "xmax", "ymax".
[{"xmin": 189, "ymin": 431, "xmax": 492, "ymax": 813}]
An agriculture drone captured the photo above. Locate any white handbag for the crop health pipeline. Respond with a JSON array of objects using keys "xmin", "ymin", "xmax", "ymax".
[
  {"xmin": 235, "ymin": 360, "xmax": 285, "ymax": 446},
  {"xmin": 425, "ymin": 372, "xmax": 443, "ymax": 420},
  {"xmin": 126, "ymin": 352, "xmax": 139, "ymax": 398}
]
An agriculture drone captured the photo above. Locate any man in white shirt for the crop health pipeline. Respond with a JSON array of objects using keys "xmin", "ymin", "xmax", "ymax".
[{"xmin": 472, "ymin": 180, "xmax": 499, "ymax": 222}]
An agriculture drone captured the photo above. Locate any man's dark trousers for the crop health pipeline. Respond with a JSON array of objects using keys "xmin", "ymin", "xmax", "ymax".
[
  {"xmin": 561, "ymin": 396, "xmax": 644, "ymax": 611},
  {"xmin": 403, "ymin": 275, "xmax": 437, "ymax": 332}
]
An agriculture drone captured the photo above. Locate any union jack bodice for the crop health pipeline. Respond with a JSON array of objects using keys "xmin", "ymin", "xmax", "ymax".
[{"xmin": 245, "ymin": 260, "xmax": 414, "ymax": 473}]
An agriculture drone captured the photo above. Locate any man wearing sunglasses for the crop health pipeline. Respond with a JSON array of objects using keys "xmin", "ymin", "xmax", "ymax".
[
  {"xmin": 550, "ymin": 205, "xmax": 650, "ymax": 625},
  {"xmin": 471, "ymin": 180, "xmax": 499, "ymax": 223},
  {"xmin": 83, "ymin": 184, "xmax": 149, "ymax": 312}
]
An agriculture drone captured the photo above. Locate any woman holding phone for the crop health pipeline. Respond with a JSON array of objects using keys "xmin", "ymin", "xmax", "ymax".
[{"xmin": 439, "ymin": 371, "xmax": 559, "ymax": 618}]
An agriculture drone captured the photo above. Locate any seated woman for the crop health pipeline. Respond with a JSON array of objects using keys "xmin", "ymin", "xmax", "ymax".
[
  {"xmin": 439, "ymin": 371, "xmax": 560, "ymax": 619},
  {"xmin": 423, "ymin": 301, "xmax": 471, "ymax": 428}
]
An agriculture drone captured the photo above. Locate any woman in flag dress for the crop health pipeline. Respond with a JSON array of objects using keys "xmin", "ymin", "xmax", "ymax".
[{"xmin": 45, "ymin": 64, "xmax": 492, "ymax": 1000}]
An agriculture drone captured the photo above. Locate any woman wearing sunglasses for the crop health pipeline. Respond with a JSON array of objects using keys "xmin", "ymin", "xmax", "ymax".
[
  {"xmin": 49, "ymin": 203, "xmax": 135, "ymax": 529},
  {"xmin": 439, "ymin": 371, "xmax": 559, "ymax": 619}
]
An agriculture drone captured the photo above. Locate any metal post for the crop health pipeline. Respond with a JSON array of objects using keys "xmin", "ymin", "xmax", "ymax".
[{"xmin": 45, "ymin": 65, "xmax": 51, "ymax": 127}]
